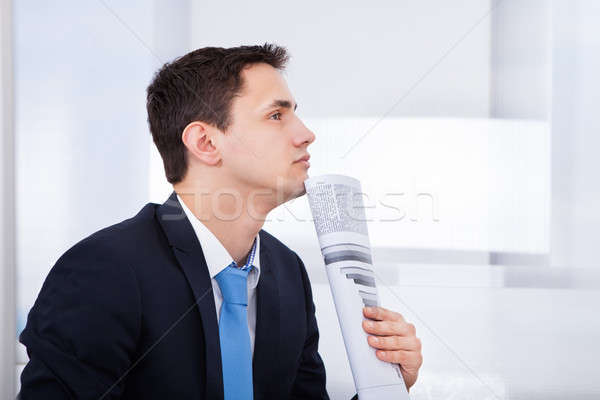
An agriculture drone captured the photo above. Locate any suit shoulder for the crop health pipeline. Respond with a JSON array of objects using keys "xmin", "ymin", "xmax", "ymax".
[
  {"xmin": 258, "ymin": 228, "xmax": 301, "ymax": 260},
  {"xmin": 57, "ymin": 202, "xmax": 159, "ymax": 266}
]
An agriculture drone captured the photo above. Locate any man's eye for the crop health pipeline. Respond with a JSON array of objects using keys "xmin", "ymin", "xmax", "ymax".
[{"xmin": 269, "ymin": 112, "xmax": 282, "ymax": 121}]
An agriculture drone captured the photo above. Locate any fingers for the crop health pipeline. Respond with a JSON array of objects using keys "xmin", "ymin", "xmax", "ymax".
[
  {"xmin": 367, "ymin": 335, "xmax": 422, "ymax": 352},
  {"xmin": 363, "ymin": 306, "xmax": 404, "ymax": 322},
  {"xmin": 375, "ymin": 349, "xmax": 423, "ymax": 370},
  {"xmin": 362, "ymin": 318, "xmax": 416, "ymax": 336},
  {"xmin": 362, "ymin": 307, "xmax": 423, "ymax": 389}
]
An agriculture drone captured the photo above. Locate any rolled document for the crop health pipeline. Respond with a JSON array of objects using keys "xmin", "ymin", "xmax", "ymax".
[{"xmin": 304, "ymin": 174, "xmax": 409, "ymax": 400}]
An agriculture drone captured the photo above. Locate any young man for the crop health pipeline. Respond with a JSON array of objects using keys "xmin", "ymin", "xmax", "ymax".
[{"xmin": 18, "ymin": 44, "xmax": 422, "ymax": 399}]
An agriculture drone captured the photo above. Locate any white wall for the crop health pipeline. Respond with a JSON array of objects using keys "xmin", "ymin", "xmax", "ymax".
[
  {"xmin": 152, "ymin": 0, "xmax": 191, "ymax": 61},
  {"xmin": 490, "ymin": 0, "xmax": 551, "ymax": 120},
  {"xmin": 190, "ymin": 0, "xmax": 492, "ymax": 119},
  {"xmin": 14, "ymin": 1, "xmax": 157, "ymax": 338},
  {"xmin": 1, "ymin": 0, "xmax": 16, "ymax": 397},
  {"xmin": 550, "ymin": 0, "xmax": 600, "ymax": 268}
]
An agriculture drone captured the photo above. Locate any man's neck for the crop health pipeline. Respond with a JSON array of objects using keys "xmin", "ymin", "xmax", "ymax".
[{"xmin": 174, "ymin": 184, "xmax": 270, "ymax": 266}]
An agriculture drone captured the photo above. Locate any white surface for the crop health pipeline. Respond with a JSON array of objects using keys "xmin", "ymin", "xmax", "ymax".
[{"xmin": 308, "ymin": 263, "xmax": 600, "ymax": 400}]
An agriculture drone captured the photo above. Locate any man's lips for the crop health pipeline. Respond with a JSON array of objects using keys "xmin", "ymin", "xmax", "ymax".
[
  {"xmin": 294, "ymin": 154, "xmax": 310, "ymax": 168},
  {"xmin": 294, "ymin": 154, "xmax": 310, "ymax": 162}
]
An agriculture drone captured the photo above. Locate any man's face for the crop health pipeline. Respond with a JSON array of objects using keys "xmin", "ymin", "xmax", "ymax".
[{"xmin": 217, "ymin": 63, "xmax": 315, "ymax": 205}]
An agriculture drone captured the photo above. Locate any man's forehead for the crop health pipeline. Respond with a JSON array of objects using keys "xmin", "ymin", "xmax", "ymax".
[{"xmin": 239, "ymin": 63, "xmax": 293, "ymax": 106}]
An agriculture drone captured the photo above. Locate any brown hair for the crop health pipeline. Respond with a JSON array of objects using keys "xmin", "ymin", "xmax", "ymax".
[{"xmin": 146, "ymin": 43, "xmax": 289, "ymax": 184}]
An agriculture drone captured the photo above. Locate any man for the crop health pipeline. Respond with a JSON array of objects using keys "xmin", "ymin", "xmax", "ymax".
[{"xmin": 19, "ymin": 44, "xmax": 422, "ymax": 399}]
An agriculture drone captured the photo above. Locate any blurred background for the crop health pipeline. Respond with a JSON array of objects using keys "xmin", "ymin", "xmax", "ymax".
[{"xmin": 1, "ymin": 0, "xmax": 599, "ymax": 398}]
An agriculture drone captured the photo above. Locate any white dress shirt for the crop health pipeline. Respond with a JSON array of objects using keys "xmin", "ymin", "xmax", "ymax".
[{"xmin": 177, "ymin": 194, "xmax": 261, "ymax": 357}]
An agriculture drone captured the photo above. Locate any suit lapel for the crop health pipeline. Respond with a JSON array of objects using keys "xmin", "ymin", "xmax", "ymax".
[
  {"xmin": 156, "ymin": 191, "xmax": 224, "ymax": 400},
  {"xmin": 253, "ymin": 230, "xmax": 281, "ymax": 398}
]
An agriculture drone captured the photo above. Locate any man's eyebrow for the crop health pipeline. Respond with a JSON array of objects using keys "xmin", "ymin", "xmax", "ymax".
[{"xmin": 262, "ymin": 99, "xmax": 298, "ymax": 112}]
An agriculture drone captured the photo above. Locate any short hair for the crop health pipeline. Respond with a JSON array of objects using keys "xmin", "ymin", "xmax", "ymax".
[{"xmin": 146, "ymin": 43, "xmax": 289, "ymax": 184}]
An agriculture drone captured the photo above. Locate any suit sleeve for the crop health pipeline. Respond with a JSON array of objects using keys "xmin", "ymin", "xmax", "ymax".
[
  {"xmin": 18, "ymin": 240, "xmax": 141, "ymax": 400},
  {"xmin": 289, "ymin": 254, "xmax": 330, "ymax": 400}
]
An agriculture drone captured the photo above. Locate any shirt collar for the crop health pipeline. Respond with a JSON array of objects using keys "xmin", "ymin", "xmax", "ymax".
[{"xmin": 176, "ymin": 193, "xmax": 261, "ymax": 283}]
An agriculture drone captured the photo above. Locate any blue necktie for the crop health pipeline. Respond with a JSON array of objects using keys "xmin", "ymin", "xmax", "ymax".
[{"xmin": 215, "ymin": 263, "xmax": 254, "ymax": 400}]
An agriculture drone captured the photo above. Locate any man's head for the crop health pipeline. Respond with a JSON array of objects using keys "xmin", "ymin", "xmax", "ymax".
[{"xmin": 146, "ymin": 44, "xmax": 315, "ymax": 211}]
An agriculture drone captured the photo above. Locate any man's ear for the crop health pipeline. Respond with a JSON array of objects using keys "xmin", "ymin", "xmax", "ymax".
[{"xmin": 181, "ymin": 121, "xmax": 222, "ymax": 166}]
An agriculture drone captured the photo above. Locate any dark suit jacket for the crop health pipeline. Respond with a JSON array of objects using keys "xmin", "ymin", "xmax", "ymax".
[{"xmin": 19, "ymin": 190, "xmax": 355, "ymax": 399}]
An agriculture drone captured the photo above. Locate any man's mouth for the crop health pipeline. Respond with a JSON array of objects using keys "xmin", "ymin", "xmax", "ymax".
[{"xmin": 294, "ymin": 154, "xmax": 311, "ymax": 168}]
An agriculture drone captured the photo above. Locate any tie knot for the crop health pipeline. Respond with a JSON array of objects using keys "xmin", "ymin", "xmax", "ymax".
[{"xmin": 215, "ymin": 264, "xmax": 250, "ymax": 305}]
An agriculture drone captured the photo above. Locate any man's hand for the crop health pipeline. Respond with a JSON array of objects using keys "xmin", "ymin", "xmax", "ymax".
[{"xmin": 362, "ymin": 306, "xmax": 423, "ymax": 391}]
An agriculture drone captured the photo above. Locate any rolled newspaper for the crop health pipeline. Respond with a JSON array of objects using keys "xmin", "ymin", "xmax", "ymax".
[{"xmin": 304, "ymin": 174, "xmax": 409, "ymax": 400}]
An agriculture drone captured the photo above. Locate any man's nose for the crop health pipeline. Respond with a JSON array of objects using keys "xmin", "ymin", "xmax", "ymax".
[{"xmin": 294, "ymin": 120, "xmax": 316, "ymax": 146}]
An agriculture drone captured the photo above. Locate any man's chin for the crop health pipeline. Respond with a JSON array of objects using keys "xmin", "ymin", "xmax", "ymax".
[
  {"xmin": 293, "ymin": 184, "xmax": 307, "ymax": 199},
  {"xmin": 278, "ymin": 180, "xmax": 307, "ymax": 205}
]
